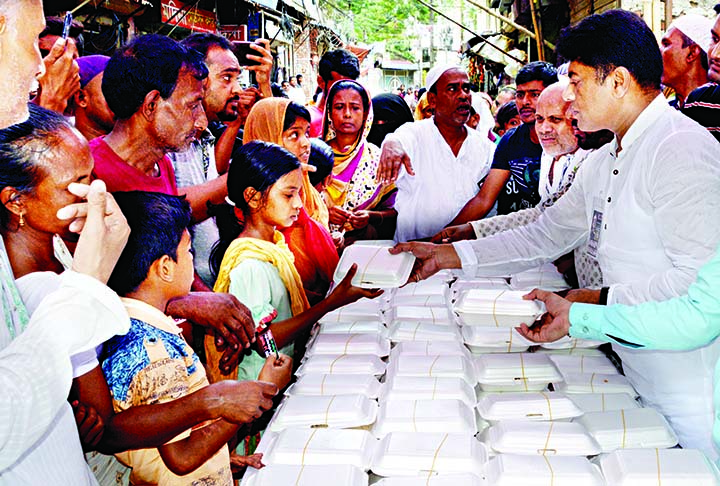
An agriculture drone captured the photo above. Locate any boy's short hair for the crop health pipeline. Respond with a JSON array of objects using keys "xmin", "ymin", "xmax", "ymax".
[
  {"xmin": 308, "ymin": 139, "xmax": 334, "ymax": 186},
  {"xmin": 515, "ymin": 61, "xmax": 558, "ymax": 87},
  {"xmin": 556, "ymin": 9, "xmax": 663, "ymax": 91},
  {"xmin": 107, "ymin": 191, "xmax": 192, "ymax": 296},
  {"xmin": 318, "ymin": 49, "xmax": 360, "ymax": 82}
]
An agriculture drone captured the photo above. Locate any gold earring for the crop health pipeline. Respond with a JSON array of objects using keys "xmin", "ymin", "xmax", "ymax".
[{"xmin": 18, "ymin": 213, "xmax": 24, "ymax": 227}]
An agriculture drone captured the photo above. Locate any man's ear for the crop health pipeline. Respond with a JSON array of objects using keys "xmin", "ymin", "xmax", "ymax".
[
  {"xmin": 316, "ymin": 74, "xmax": 325, "ymax": 93},
  {"xmin": 608, "ymin": 67, "xmax": 632, "ymax": 98},
  {"xmin": 142, "ymin": 90, "xmax": 162, "ymax": 120},
  {"xmin": 74, "ymin": 88, "xmax": 88, "ymax": 109},
  {"xmin": 427, "ymin": 91, "xmax": 437, "ymax": 109},
  {"xmin": 0, "ymin": 186, "xmax": 24, "ymax": 217},
  {"xmin": 686, "ymin": 44, "xmax": 702, "ymax": 64}
]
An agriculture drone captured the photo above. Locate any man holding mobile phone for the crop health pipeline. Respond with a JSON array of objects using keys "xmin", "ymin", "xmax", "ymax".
[{"xmin": 34, "ymin": 14, "xmax": 81, "ymax": 113}]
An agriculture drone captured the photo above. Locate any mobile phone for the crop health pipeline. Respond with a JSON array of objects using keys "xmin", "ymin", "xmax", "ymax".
[
  {"xmin": 232, "ymin": 41, "xmax": 261, "ymax": 67},
  {"xmin": 62, "ymin": 12, "xmax": 73, "ymax": 39}
]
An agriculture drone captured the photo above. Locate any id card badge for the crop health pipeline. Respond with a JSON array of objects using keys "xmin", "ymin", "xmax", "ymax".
[{"xmin": 587, "ymin": 197, "xmax": 604, "ymax": 258}]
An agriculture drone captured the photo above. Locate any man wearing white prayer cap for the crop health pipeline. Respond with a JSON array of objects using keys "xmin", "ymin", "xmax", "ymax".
[
  {"xmin": 660, "ymin": 13, "xmax": 712, "ymax": 107},
  {"xmin": 380, "ymin": 64, "xmax": 496, "ymax": 241}
]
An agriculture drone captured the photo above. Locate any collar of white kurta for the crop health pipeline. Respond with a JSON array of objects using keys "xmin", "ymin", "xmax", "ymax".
[
  {"xmin": 610, "ymin": 94, "xmax": 669, "ymax": 156},
  {"xmin": 121, "ymin": 297, "xmax": 183, "ymax": 335}
]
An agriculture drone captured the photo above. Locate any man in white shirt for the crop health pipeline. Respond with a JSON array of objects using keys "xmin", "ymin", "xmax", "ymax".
[
  {"xmin": 392, "ymin": 10, "xmax": 720, "ymax": 459},
  {"xmin": 288, "ymin": 76, "xmax": 307, "ymax": 105},
  {"xmin": 386, "ymin": 65, "xmax": 496, "ymax": 241}
]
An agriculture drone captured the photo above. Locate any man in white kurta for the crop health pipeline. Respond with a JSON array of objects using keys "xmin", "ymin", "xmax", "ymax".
[
  {"xmin": 386, "ymin": 65, "xmax": 495, "ymax": 242},
  {"xmin": 393, "ymin": 10, "xmax": 720, "ymax": 460}
]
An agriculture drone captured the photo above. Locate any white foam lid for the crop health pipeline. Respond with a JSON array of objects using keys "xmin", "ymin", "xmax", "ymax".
[
  {"xmin": 316, "ymin": 321, "xmax": 387, "ymax": 337},
  {"xmin": 555, "ymin": 373, "xmax": 638, "ymax": 397},
  {"xmin": 537, "ymin": 347, "xmax": 606, "ymax": 357},
  {"xmin": 392, "ymin": 305, "xmax": 453, "ymax": 324},
  {"xmin": 295, "ymin": 354, "xmax": 386, "ymax": 377},
  {"xmin": 475, "ymin": 353, "xmax": 562, "ymax": 389},
  {"xmin": 321, "ymin": 299, "xmax": 386, "ymax": 323},
  {"xmin": 269, "ymin": 394, "xmax": 378, "ymax": 432},
  {"xmin": 373, "ymin": 473, "xmax": 483, "ymax": 486},
  {"xmin": 305, "ymin": 333, "xmax": 391, "ymax": 357},
  {"xmin": 540, "ymin": 335, "xmax": 605, "ymax": 349},
  {"xmin": 566, "ymin": 393, "xmax": 640, "ymax": 413},
  {"xmin": 477, "ymin": 391, "xmax": 584, "ymax": 422},
  {"xmin": 394, "ymin": 280, "xmax": 449, "ymax": 297},
  {"xmin": 574, "ymin": 408, "xmax": 678, "ymax": 452},
  {"xmin": 335, "ymin": 242, "xmax": 415, "ymax": 288},
  {"xmin": 549, "ymin": 355, "xmax": 619, "ymax": 376},
  {"xmin": 243, "ymin": 464, "xmax": 368, "ymax": 486},
  {"xmin": 286, "ymin": 373, "xmax": 382, "ymax": 399},
  {"xmin": 387, "ymin": 321, "xmax": 462, "ymax": 343},
  {"xmin": 462, "ymin": 326, "xmax": 534, "ymax": 353},
  {"xmin": 386, "ymin": 355, "xmax": 477, "ymax": 385},
  {"xmin": 390, "ymin": 340, "xmax": 469, "ymax": 359},
  {"xmin": 372, "ymin": 399, "xmax": 477, "ymax": 437},
  {"xmin": 597, "ymin": 448, "xmax": 720, "ymax": 485},
  {"xmin": 381, "ymin": 376, "xmax": 477, "ymax": 407},
  {"xmin": 370, "ymin": 432, "xmax": 487, "ymax": 477},
  {"xmin": 484, "ymin": 420, "xmax": 602, "ymax": 456},
  {"xmin": 485, "ymin": 453, "xmax": 605, "ymax": 485},
  {"xmin": 261, "ymin": 427, "xmax": 377, "ymax": 470},
  {"xmin": 391, "ymin": 294, "xmax": 447, "ymax": 307}
]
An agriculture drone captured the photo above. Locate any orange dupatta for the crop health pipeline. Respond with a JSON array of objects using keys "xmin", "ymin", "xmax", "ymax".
[{"xmin": 243, "ymin": 98, "xmax": 330, "ymax": 229}]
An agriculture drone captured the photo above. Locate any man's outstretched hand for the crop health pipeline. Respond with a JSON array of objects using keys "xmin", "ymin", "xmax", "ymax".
[
  {"xmin": 516, "ymin": 288, "xmax": 573, "ymax": 342},
  {"xmin": 389, "ymin": 241, "xmax": 461, "ymax": 284}
]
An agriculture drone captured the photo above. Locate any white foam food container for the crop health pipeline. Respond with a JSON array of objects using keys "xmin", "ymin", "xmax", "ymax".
[
  {"xmin": 381, "ymin": 376, "xmax": 477, "ymax": 408},
  {"xmin": 305, "ymin": 333, "xmax": 391, "ymax": 358},
  {"xmin": 574, "ymin": 408, "xmax": 678, "ymax": 452},
  {"xmin": 372, "ymin": 399, "xmax": 477, "ymax": 437},
  {"xmin": 243, "ymin": 464, "xmax": 368, "ymax": 486},
  {"xmin": 295, "ymin": 354, "xmax": 386, "ymax": 377},
  {"xmin": 390, "ymin": 340, "xmax": 470, "ymax": 359},
  {"xmin": 597, "ymin": 448, "xmax": 720, "ymax": 485},
  {"xmin": 335, "ymin": 242, "xmax": 415, "ymax": 288},
  {"xmin": 450, "ymin": 277, "xmax": 511, "ymax": 296},
  {"xmin": 261, "ymin": 427, "xmax": 376, "ymax": 470},
  {"xmin": 548, "ymin": 355, "xmax": 619, "ymax": 376},
  {"xmin": 316, "ymin": 320, "xmax": 387, "ymax": 337},
  {"xmin": 566, "ymin": 393, "xmax": 640, "ymax": 413},
  {"xmin": 509, "ymin": 264, "xmax": 569, "ymax": 291},
  {"xmin": 269, "ymin": 394, "xmax": 378, "ymax": 432},
  {"xmin": 484, "ymin": 420, "xmax": 602, "ymax": 456},
  {"xmin": 385, "ymin": 355, "xmax": 477, "ymax": 385},
  {"xmin": 387, "ymin": 322, "xmax": 462, "ymax": 343},
  {"xmin": 391, "ymin": 305, "xmax": 453, "ymax": 325},
  {"xmin": 394, "ymin": 279, "xmax": 449, "ymax": 297},
  {"xmin": 540, "ymin": 335, "xmax": 605, "ymax": 350},
  {"xmin": 391, "ymin": 294, "xmax": 447, "ymax": 307},
  {"xmin": 475, "ymin": 353, "xmax": 562, "ymax": 392},
  {"xmin": 485, "ymin": 453, "xmax": 605, "ymax": 485},
  {"xmin": 555, "ymin": 373, "xmax": 638, "ymax": 397},
  {"xmin": 370, "ymin": 432, "xmax": 487, "ymax": 478},
  {"xmin": 453, "ymin": 289, "xmax": 544, "ymax": 327},
  {"xmin": 286, "ymin": 374, "xmax": 382, "ymax": 399},
  {"xmin": 477, "ymin": 392, "xmax": 584, "ymax": 422},
  {"xmin": 373, "ymin": 474, "xmax": 483, "ymax": 486},
  {"xmin": 321, "ymin": 298, "xmax": 387, "ymax": 323},
  {"xmin": 537, "ymin": 347, "xmax": 607, "ymax": 357},
  {"xmin": 462, "ymin": 326, "xmax": 534, "ymax": 354}
]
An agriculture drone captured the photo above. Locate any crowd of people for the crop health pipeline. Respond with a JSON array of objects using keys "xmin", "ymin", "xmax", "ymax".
[{"xmin": 1, "ymin": 0, "xmax": 720, "ymax": 484}]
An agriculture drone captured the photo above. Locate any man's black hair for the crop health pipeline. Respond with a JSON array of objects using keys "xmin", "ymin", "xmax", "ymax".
[
  {"xmin": 556, "ymin": 9, "xmax": 663, "ymax": 91},
  {"xmin": 318, "ymin": 49, "xmax": 360, "ymax": 82},
  {"xmin": 181, "ymin": 32, "xmax": 233, "ymax": 59},
  {"xmin": 107, "ymin": 191, "xmax": 192, "ymax": 296},
  {"xmin": 102, "ymin": 34, "xmax": 209, "ymax": 120},
  {"xmin": 308, "ymin": 139, "xmax": 334, "ymax": 186},
  {"xmin": 515, "ymin": 61, "xmax": 558, "ymax": 87}
]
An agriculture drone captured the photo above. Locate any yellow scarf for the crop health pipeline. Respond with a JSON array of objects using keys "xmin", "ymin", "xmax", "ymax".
[{"xmin": 205, "ymin": 232, "xmax": 310, "ymax": 383}]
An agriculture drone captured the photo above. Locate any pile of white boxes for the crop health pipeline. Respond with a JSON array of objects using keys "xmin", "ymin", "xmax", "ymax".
[{"xmin": 241, "ymin": 261, "xmax": 720, "ymax": 485}]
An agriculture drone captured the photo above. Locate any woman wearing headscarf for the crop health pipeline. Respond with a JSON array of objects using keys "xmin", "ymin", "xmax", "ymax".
[
  {"xmin": 366, "ymin": 93, "xmax": 414, "ymax": 147},
  {"xmin": 414, "ymin": 92, "xmax": 434, "ymax": 120},
  {"xmin": 322, "ymin": 80, "xmax": 397, "ymax": 242},
  {"xmin": 242, "ymin": 98, "xmax": 338, "ymax": 305}
]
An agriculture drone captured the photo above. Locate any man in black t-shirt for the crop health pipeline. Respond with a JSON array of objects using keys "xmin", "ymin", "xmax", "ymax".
[{"xmin": 445, "ymin": 62, "xmax": 557, "ymax": 222}]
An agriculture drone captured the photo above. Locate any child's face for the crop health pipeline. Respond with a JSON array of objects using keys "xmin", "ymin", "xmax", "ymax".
[
  {"xmin": 172, "ymin": 230, "xmax": 195, "ymax": 296},
  {"xmin": 262, "ymin": 168, "xmax": 304, "ymax": 229},
  {"xmin": 281, "ymin": 117, "xmax": 311, "ymax": 164}
]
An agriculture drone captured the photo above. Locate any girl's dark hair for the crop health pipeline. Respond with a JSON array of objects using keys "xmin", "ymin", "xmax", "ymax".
[
  {"xmin": 0, "ymin": 104, "xmax": 71, "ymax": 229},
  {"xmin": 282, "ymin": 102, "xmax": 311, "ymax": 131},
  {"xmin": 495, "ymin": 101, "xmax": 519, "ymax": 130},
  {"xmin": 308, "ymin": 139, "xmax": 335, "ymax": 186},
  {"xmin": 326, "ymin": 80, "xmax": 370, "ymax": 114},
  {"xmin": 209, "ymin": 141, "xmax": 301, "ymax": 277}
]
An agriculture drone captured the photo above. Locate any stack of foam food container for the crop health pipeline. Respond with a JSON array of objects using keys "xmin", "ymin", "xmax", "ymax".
[
  {"xmin": 509, "ymin": 263, "xmax": 570, "ymax": 292},
  {"xmin": 242, "ymin": 255, "xmax": 720, "ymax": 485}
]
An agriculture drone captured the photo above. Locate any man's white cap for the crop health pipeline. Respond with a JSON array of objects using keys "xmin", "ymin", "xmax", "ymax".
[
  {"xmin": 669, "ymin": 14, "xmax": 713, "ymax": 52},
  {"xmin": 425, "ymin": 64, "xmax": 464, "ymax": 92}
]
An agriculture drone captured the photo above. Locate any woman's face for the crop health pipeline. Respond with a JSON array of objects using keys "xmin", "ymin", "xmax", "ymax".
[
  {"xmin": 330, "ymin": 88, "xmax": 365, "ymax": 139},
  {"xmin": 261, "ymin": 168, "xmax": 304, "ymax": 229},
  {"xmin": 281, "ymin": 117, "xmax": 311, "ymax": 164},
  {"xmin": 21, "ymin": 128, "xmax": 93, "ymax": 242}
]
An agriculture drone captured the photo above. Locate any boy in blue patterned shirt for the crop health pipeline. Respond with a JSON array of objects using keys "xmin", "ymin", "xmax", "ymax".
[{"xmin": 101, "ymin": 192, "xmax": 290, "ymax": 485}]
